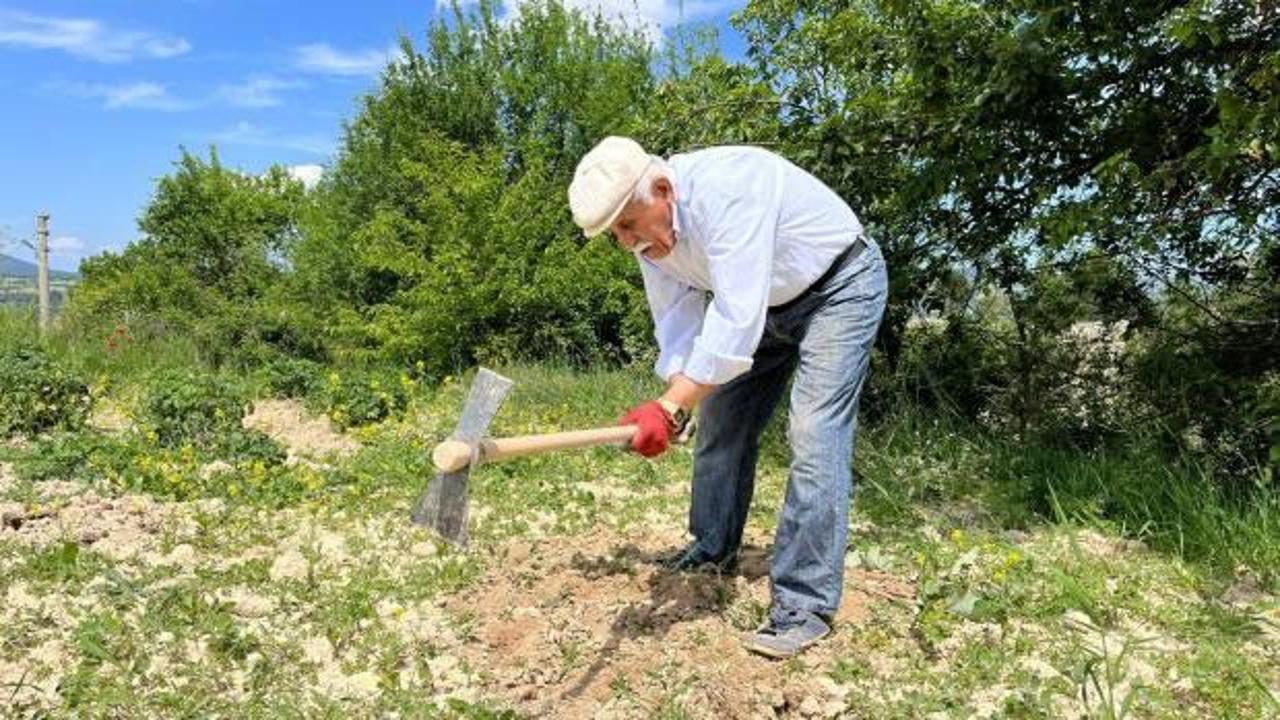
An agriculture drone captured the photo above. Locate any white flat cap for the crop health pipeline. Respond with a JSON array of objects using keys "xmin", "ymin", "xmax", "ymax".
[{"xmin": 569, "ymin": 136, "xmax": 651, "ymax": 237}]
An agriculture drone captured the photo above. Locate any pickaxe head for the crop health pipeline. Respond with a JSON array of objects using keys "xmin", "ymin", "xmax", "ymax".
[{"xmin": 410, "ymin": 367, "xmax": 513, "ymax": 545}]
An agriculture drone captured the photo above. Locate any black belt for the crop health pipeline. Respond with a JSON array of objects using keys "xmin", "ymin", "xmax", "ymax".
[{"xmin": 771, "ymin": 236, "xmax": 867, "ymax": 314}]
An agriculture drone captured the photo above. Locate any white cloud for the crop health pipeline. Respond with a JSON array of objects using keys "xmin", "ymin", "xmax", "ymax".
[
  {"xmin": 211, "ymin": 121, "xmax": 335, "ymax": 157},
  {"xmin": 48, "ymin": 235, "xmax": 85, "ymax": 255},
  {"xmin": 61, "ymin": 81, "xmax": 192, "ymax": 111},
  {"xmin": 294, "ymin": 43, "xmax": 399, "ymax": 77},
  {"xmin": 498, "ymin": 0, "xmax": 732, "ymax": 42},
  {"xmin": 217, "ymin": 76, "xmax": 303, "ymax": 108},
  {"xmin": 54, "ymin": 75, "xmax": 303, "ymax": 111},
  {"xmin": 287, "ymin": 164, "xmax": 324, "ymax": 189},
  {"xmin": 0, "ymin": 10, "xmax": 190, "ymax": 63}
]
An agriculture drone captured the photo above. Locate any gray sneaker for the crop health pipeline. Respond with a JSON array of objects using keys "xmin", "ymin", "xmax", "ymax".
[{"xmin": 742, "ymin": 608, "xmax": 831, "ymax": 659}]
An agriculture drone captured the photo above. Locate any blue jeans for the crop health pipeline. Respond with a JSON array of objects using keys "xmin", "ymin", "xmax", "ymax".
[{"xmin": 689, "ymin": 238, "xmax": 887, "ymax": 619}]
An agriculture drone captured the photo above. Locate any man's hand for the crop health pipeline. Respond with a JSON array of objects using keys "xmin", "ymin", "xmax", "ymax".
[
  {"xmin": 661, "ymin": 373, "xmax": 715, "ymax": 411},
  {"xmin": 619, "ymin": 400, "xmax": 675, "ymax": 457}
]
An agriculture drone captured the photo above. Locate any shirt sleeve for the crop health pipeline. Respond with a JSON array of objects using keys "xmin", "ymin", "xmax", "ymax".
[
  {"xmin": 682, "ymin": 162, "xmax": 783, "ymax": 385},
  {"xmin": 639, "ymin": 260, "xmax": 708, "ymax": 382}
]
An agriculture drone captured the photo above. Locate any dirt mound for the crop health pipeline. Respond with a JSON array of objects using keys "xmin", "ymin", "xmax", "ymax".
[
  {"xmin": 89, "ymin": 399, "xmax": 132, "ymax": 433},
  {"xmin": 0, "ymin": 483, "xmax": 206, "ymax": 561},
  {"xmin": 451, "ymin": 526, "xmax": 915, "ymax": 719},
  {"xmin": 0, "ymin": 461, "xmax": 16, "ymax": 494},
  {"xmin": 243, "ymin": 399, "xmax": 360, "ymax": 462}
]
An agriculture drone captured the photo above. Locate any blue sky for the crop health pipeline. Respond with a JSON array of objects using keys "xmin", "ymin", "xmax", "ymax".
[{"xmin": 0, "ymin": 1, "xmax": 746, "ymax": 272}]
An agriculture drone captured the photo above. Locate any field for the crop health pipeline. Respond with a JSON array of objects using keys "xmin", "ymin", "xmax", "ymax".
[
  {"xmin": 2, "ymin": 364, "xmax": 1276, "ymax": 718},
  {"xmin": 2, "ymin": 0, "xmax": 1275, "ymax": 716},
  {"xmin": 0, "ymin": 277, "xmax": 75, "ymax": 310}
]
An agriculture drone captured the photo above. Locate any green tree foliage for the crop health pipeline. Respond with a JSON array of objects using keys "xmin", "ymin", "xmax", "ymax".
[
  {"xmin": 53, "ymin": 0, "xmax": 1275, "ymax": 480},
  {"xmin": 287, "ymin": 0, "xmax": 655, "ymax": 374},
  {"xmin": 638, "ymin": 26, "xmax": 785, "ymax": 154},
  {"xmin": 67, "ymin": 149, "xmax": 306, "ymax": 366},
  {"xmin": 735, "ymin": 0, "xmax": 1277, "ymax": 470}
]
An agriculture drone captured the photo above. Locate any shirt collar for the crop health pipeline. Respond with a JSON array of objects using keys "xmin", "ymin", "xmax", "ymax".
[{"xmin": 670, "ymin": 164, "xmax": 687, "ymax": 242}]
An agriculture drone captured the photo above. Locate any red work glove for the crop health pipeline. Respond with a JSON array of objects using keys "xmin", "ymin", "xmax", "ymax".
[{"xmin": 619, "ymin": 400, "xmax": 675, "ymax": 458}]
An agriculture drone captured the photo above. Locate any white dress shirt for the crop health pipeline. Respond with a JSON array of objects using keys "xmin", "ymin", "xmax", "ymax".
[{"xmin": 639, "ymin": 145, "xmax": 864, "ymax": 385}]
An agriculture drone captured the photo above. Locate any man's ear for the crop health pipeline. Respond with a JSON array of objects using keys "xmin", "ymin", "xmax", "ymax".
[{"xmin": 653, "ymin": 176, "xmax": 674, "ymax": 202}]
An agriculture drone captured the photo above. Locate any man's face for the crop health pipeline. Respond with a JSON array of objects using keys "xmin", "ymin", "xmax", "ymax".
[{"xmin": 609, "ymin": 178, "xmax": 675, "ymax": 260}]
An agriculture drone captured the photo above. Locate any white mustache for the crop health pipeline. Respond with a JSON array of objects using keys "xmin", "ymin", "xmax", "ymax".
[{"xmin": 631, "ymin": 240, "xmax": 654, "ymax": 256}]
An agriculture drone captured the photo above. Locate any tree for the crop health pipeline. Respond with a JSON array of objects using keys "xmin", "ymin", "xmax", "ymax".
[
  {"xmin": 734, "ymin": 0, "xmax": 1277, "ymax": 461},
  {"xmin": 68, "ymin": 148, "xmax": 305, "ymax": 365},
  {"xmin": 286, "ymin": 0, "xmax": 656, "ymax": 373}
]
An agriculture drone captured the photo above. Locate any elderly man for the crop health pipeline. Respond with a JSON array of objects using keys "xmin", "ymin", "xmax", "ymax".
[{"xmin": 568, "ymin": 137, "xmax": 888, "ymax": 659}]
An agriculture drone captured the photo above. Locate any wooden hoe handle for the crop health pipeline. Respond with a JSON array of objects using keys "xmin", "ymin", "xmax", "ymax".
[{"xmin": 433, "ymin": 425, "xmax": 639, "ymax": 472}]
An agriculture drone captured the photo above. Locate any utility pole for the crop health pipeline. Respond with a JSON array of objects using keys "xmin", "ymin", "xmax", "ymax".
[{"xmin": 36, "ymin": 212, "xmax": 50, "ymax": 333}]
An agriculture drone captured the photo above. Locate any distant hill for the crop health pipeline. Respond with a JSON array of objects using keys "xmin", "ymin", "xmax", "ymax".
[{"xmin": 0, "ymin": 253, "xmax": 78, "ymax": 280}]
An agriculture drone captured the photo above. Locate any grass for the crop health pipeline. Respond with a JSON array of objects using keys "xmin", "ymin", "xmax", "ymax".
[
  {"xmin": 854, "ymin": 410, "xmax": 1280, "ymax": 586},
  {"xmin": 0, "ymin": 307, "xmax": 202, "ymax": 388},
  {"xmin": 10, "ymin": 305, "xmax": 1271, "ymax": 584},
  {"xmin": 1, "ymin": 314, "xmax": 1278, "ymax": 716}
]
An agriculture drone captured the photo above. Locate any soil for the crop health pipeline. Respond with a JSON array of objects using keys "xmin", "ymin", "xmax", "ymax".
[
  {"xmin": 0, "ymin": 481, "xmax": 207, "ymax": 562},
  {"xmin": 450, "ymin": 526, "xmax": 915, "ymax": 719},
  {"xmin": 242, "ymin": 398, "xmax": 360, "ymax": 463}
]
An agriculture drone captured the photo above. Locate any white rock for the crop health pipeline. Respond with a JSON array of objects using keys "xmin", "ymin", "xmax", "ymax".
[
  {"xmin": 162, "ymin": 544, "xmax": 198, "ymax": 569},
  {"xmin": 96, "ymin": 528, "xmax": 148, "ymax": 561},
  {"xmin": 199, "ymin": 461, "xmax": 234, "ymax": 480},
  {"xmin": 30, "ymin": 639, "xmax": 66, "ymax": 667},
  {"xmin": 270, "ymin": 549, "xmax": 309, "ymax": 582},
  {"xmin": 347, "ymin": 670, "xmax": 381, "ymax": 697},
  {"xmin": 6, "ymin": 582, "xmax": 41, "ymax": 611},
  {"xmin": 818, "ymin": 676, "xmax": 850, "ymax": 701},
  {"xmin": 375, "ymin": 600, "xmax": 405, "ymax": 620},
  {"xmin": 315, "ymin": 531, "xmax": 348, "ymax": 564},
  {"xmin": 1019, "ymin": 656, "xmax": 1062, "ymax": 680},
  {"xmin": 316, "ymin": 665, "xmax": 381, "ymax": 700},
  {"xmin": 222, "ymin": 588, "xmax": 275, "ymax": 618},
  {"xmin": 302, "ymin": 635, "xmax": 335, "ymax": 665},
  {"xmin": 184, "ymin": 638, "xmax": 209, "ymax": 663}
]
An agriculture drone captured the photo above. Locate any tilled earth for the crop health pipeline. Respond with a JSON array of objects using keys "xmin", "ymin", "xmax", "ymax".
[
  {"xmin": 449, "ymin": 528, "xmax": 914, "ymax": 719},
  {"xmin": 2, "ymin": 399, "xmax": 1277, "ymax": 718},
  {"xmin": 1, "ymin": 474, "xmax": 913, "ymax": 719}
]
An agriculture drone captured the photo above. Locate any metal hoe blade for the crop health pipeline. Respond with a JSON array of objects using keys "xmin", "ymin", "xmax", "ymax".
[{"xmin": 410, "ymin": 368, "xmax": 513, "ymax": 545}]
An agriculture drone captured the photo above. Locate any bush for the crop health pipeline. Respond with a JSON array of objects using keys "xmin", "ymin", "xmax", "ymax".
[
  {"xmin": 0, "ymin": 346, "xmax": 92, "ymax": 437},
  {"xmin": 891, "ymin": 316, "xmax": 1012, "ymax": 420},
  {"xmin": 258, "ymin": 356, "xmax": 323, "ymax": 399},
  {"xmin": 321, "ymin": 369, "xmax": 410, "ymax": 429},
  {"xmin": 15, "ymin": 431, "xmax": 138, "ymax": 486},
  {"xmin": 285, "ymin": 2, "xmax": 655, "ymax": 374},
  {"xmin": 139, "ymin": 368, "xmax": 249, "ymax": 448},
  {"xmin": 63, "ymin": 149, "xmax": 307, "ymax": 371},
  {"xmin": 212, "ymin": 428, "xmax": 288, "ymax": 467},
  {"xmin": 15, "ymin": 428, "xmax": 292, "ymax": 502}
]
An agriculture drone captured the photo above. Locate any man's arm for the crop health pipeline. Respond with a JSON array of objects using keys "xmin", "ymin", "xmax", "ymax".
[
  {"xmin": 640, "ymin": 261, "xmax": 706, "ymax": 382},
  {"xmin": 626, "ymin": 154, "xmax": 783, "ymax": 455},
  {"xmin": 661, "ymin": 372, "xmax": 715, "ymax": 411}
]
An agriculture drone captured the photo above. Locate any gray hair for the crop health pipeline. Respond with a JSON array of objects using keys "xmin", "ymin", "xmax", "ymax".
[{"xmin": 630, "ymin": 156, "xmax": 675, "ymax": 205}]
